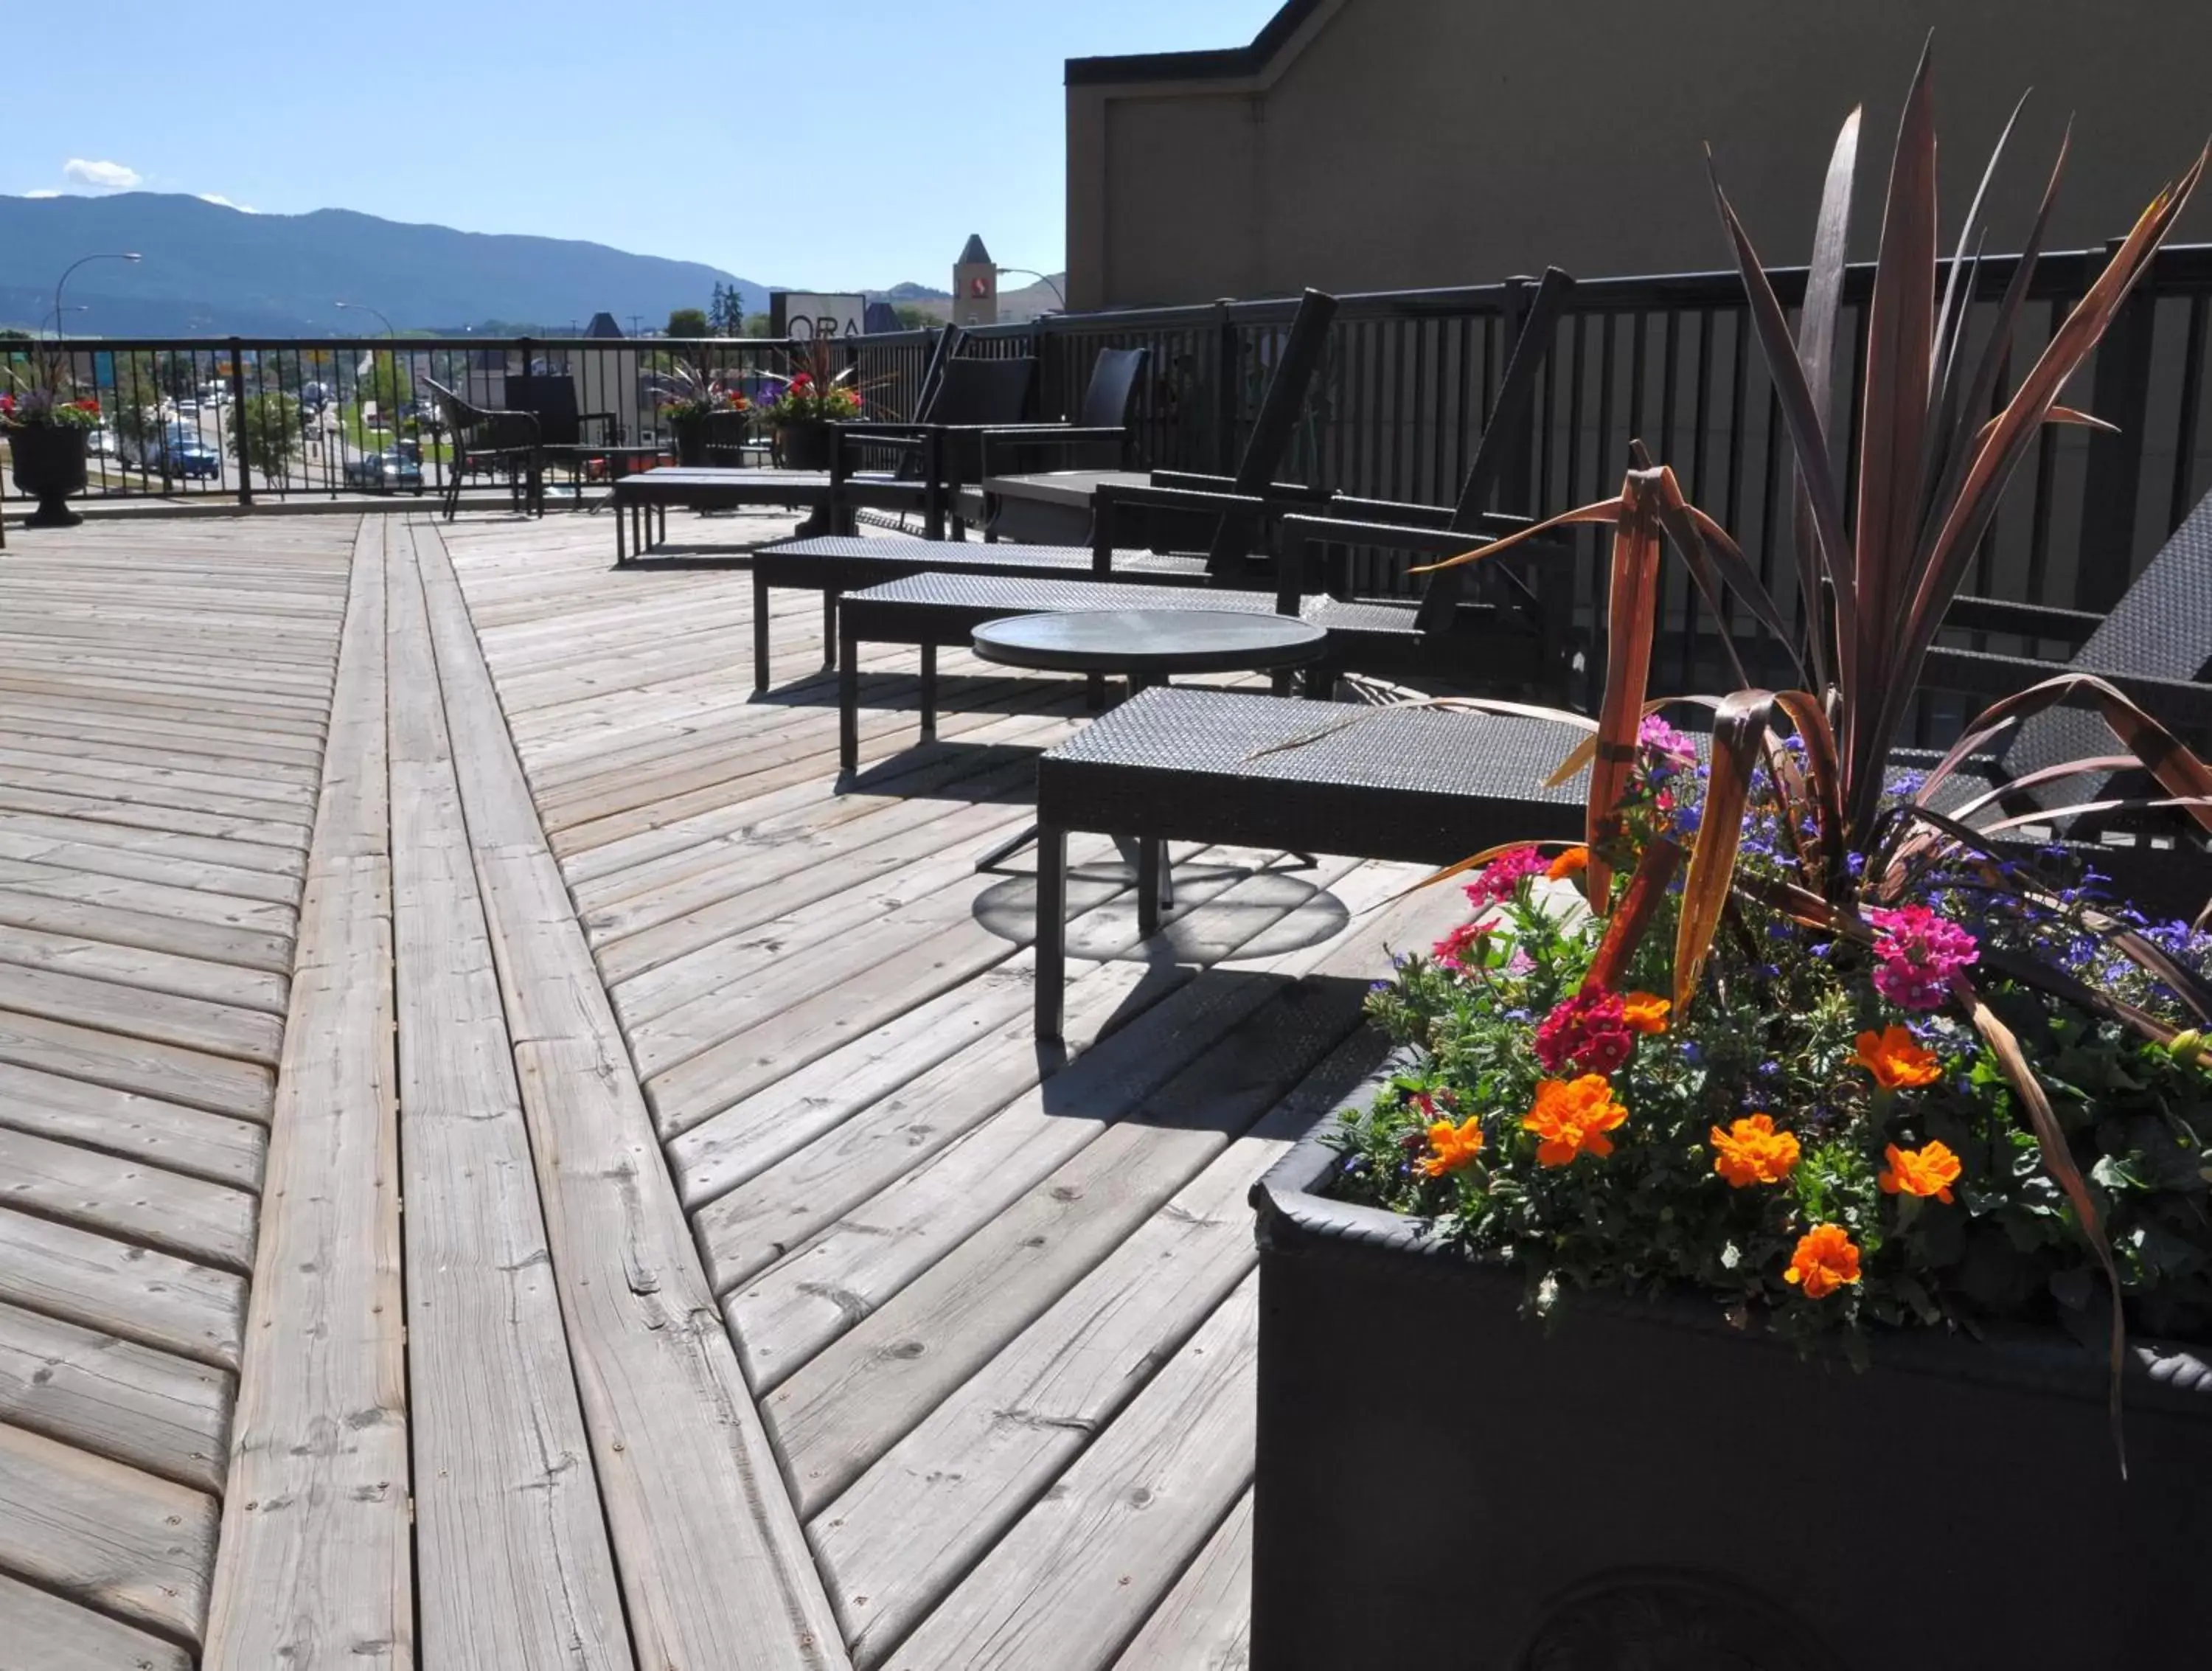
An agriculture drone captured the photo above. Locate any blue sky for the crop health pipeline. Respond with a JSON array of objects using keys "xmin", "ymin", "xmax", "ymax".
[{"xmin": 4, "ymin": 1, "xmax": 1284, "ymax": 291}]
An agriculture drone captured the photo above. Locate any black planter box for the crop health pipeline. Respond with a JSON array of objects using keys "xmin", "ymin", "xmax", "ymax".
[{"xmin": 1251, "ymin": 1126, "xmax": 2212, "ymax": 1670}]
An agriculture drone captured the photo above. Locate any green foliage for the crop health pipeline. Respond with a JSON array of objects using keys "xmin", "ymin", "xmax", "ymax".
[
  {"xmin": 892, "ymin": 303, "xmax": 933, "ymax": 331},
  {"xmin": 740, "ymin": 311, "xmax": 773, "ymax": 339},
  {"xmin": 355, "ymin": 351, "xmax": 417, "ymax": 418},
  {"xmin": 666, "ymin": 307, "xmax": 709, "ymax": 339},
  {"xmin": 230, "ymin": 391, "xmax": 302, "ymax": 480}
]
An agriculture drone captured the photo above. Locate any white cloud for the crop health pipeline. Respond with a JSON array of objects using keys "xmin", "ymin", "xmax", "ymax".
[
  {"xmin": 23, "ymin": 189, "xmax": 62, "ymax": 198},
  {"xmin": 62, "ymin": 158, "xmax": 143, "ymax": 190},
  {"xmin": 198, "ymin": 192, "xmax": 257, "ymax": 212}
]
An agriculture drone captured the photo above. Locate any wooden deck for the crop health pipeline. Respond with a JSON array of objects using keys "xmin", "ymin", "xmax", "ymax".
[{"xmin": 0, "ymin": 507, "xmax": 1459, "ymax": 1670}]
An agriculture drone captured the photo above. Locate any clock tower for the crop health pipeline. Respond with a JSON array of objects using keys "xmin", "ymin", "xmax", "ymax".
[{"xmin": 953, "ymin": 234, "xmax": 997, "ymax": 325}]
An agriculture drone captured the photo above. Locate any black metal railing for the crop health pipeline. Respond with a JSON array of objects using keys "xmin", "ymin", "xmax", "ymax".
[{"xmin": 10, "ymin": 240, "xmax": 2211, "ymax": 687}]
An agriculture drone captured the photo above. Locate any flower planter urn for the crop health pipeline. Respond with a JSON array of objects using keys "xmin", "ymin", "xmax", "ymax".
[
  {"xmin": 1250, "ymin": 1125, "xmax": 2212, "ymax": 1671},
  {"xmin": 775, "ymin": 418, "xmax": 835, "ymax": 472},
  {"xmin": 669, "ymin": 415, "xmax": 711, "ymax": 468},
  {"xmin": 7, "ymin": 425, "xmax": 90, "ymax": 528}
]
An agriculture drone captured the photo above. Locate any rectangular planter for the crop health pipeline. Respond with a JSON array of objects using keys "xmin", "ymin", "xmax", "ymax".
[{"xmin": 1251, "ymin": 1125, "xmax": 2212, "ymax": 1670}]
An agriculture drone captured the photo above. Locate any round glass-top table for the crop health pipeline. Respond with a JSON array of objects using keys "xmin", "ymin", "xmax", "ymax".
[
  {"xmin": 969, "ymin": 606, "xmax": 1329, "ymax": 926},
  {"xmin": 970, "ymin": 607, "xmax": 1328, "ymax": 691}
]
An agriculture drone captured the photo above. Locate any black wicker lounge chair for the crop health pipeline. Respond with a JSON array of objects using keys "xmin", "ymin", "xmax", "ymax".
[
  {"xmin": 830, "ymin": 572, "xmax": 1291, "ymax": 773},
  {"xmin": 743, "ymin": 292, "xmax": 1343, "ymax": 687},
  {"xmin": 611, "ymin": 324, "xmax": 972, "ymax": 559},
  {"xmin": 799, "ymin": 273, "xmax": 1580, "ymax": 733},
  {"xmin": 1919, "ymin": 482, "xmax": 2212, "ymax": 839},
  {"xmin": 1023, "ymin": 681, "xmax": 2208, "ymax": 1039}
]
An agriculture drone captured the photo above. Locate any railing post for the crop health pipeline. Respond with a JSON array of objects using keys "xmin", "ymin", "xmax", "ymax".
[
  {"xmin": 229, "ymin": 338, "xmax": 252, "ymax": 507},
  {"xmin": 2079, "ymin": 237, "xmax": 2158, "ymax": 612},
  {"xmin": 1495, "ymin": 278, "xmax": 1537, "ymax": 517},
  {"xmin": 1211, "ymin": 302, "xmax": 1240, "ymax": 476}
]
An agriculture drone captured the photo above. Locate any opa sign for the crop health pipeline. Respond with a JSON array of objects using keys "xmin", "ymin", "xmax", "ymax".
[{"xmin": 770, "ymin": 292, "xmax": 865, "ymax": 341}]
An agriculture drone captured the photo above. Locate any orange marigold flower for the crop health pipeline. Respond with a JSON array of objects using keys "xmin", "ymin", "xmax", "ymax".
[
  {"xmin": 1417, "ymin": 1114, "xmax": 1487, "ymax": 1178},
  {"xmin": 1853, "ymin": 1025, "xmax": 1943, "ymax": 1090},
  {"xmin": 1520, "ymin": 1074, "xmax": 1629, "ymax": 1166},
  {"xmin": 1784, "ymin": 1224, "xmax": 1862, "ymax": 1299},
  {"xmin": 1879, "ymin": 1139, "xmax": 1963, "ymax": 1203},
  {"xmin": 1709, "ymin": 1113, "xmax": 1800, "ymax": 1187},
  {"xmin": 1620, "ymin": 991, "xmax": 1671, "ymax": 1035},
  {"xmin": 1545, "ymin": 845, "xmax": 1590, "ymax": 880}
]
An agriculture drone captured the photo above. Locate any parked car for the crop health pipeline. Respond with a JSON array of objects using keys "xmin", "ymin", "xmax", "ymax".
[
  {"xmin": 86, "ymin": 425, "xmax": 116, "ymax": 458},
  {"xmin": 344, "ymin": 447, "xmax": 424, "ymax": 493},
  {"xmin": 120, "ymin": 423, "xmax": 222, "ymax": 480}
]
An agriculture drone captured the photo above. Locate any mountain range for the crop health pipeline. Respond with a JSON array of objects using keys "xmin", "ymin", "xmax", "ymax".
[{"xmin": 0, "ymin": 192, "xmax": 771, "ymax": 337}]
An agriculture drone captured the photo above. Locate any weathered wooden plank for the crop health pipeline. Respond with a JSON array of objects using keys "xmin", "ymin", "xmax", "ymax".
[
  {"xmin": 0, "ymin": 1008, "xmax": 274, "ymax": 1124},
  {"xmin": 798, "ymin": 1038, "xmax": 1388, "ymax": 1647},
  {"xmin": 734, "ymin": 970, "xmax": 1364, "ymax": 1399},
  {"xmin": 0, "ymin": 963, "xmax": 282, "ymax": 1066},
  {"xmin": 787, "ymin": 1030, "xmax": 1385, "ymax": 1518},
  {"xmin": 0, "ymin": 1207, "xmax": 243, "ymax": 1371},
  {"xmin": 0, "ymin": 923, "xmax": 288, "ymax": 1018},
  {"xmin": 0, "ymin": 827, "xmax": 301, "ymax": 906},
  {"xmin": 0, "ymin": 1566, "xmax": 192, "ymax": 1671},
  {"xmin": 203, "ymin": 517, "xmax": 413, "ymax": 1671},
  {"xmin": 414, "ymin": 518, "xmax": 848, "ymax": 1671},
  {"xmin": 0, "ymin": 1301, "xmax": 230, "ymax": 1494},
  {"xmin": 0, "ymin": 1063, "xmax": 265, "ymax": 1193},
  {"xmin": 0, "ymin": 855, "xmax": 296, "ymax": 936},
  {"xmin": 0, "ymin": 889, "xmax": 293, "ymax": 976},
  {"xmin": 385, "ymin": 525, "xmax": 633, "ymax": 1671},
  {"xmin": 0, "ymin": 808, "xmax": 307, "ymax": 879},
  {"xmin": 698, "ymin": 858, "xmax": 1409, "ymax": 1307},
  {"xmin": 0, "ymin": 1128, "xmax": 257, "ymax": 1274},
  {"xmin": 0, "ymin": 1420, "xmax": 218, "ymax": 1647},
  {"xmin": 877, "ymin": 1276, "xmax": 1260, "ymax": 1671},
  {"xmin": 1110, "ymin": 1490, "xmax": 1252, "ymax": 1671}
]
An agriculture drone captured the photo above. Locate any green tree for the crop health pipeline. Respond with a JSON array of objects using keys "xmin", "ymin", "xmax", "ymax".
[
  {"xmin": 741, "ymin": 311, "xmax": 774, "ymax": 338},
  {"xmin": 355, "ymin": 351, "xmax": 417, "ymax": 419},
  {"xmin": 232, "ymin": 391, "xmax": 302, "ymax": 482},
  {"xmin": 156, "ymin": 350, "xmax": 199, "ymax": 399},
  {"xmin": 667, "ymin": 307, "xmax": 709, "ymax": 338},
  {"xmin": 106, "ymin": 352, "xmax": 167, "ymax": 446},
  {"xmin": 892, "ymin": 303, "xmax": 933, "ymax": 331}
]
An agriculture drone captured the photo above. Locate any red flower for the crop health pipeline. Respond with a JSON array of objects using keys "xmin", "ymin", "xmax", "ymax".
[
  {"xmin": 75, "ymin": 397, "xmax": 100, "ymax": 413},
  {"xmin": 1532, "ymin": 984, "xmax": 1635, "ymax": 1076}
]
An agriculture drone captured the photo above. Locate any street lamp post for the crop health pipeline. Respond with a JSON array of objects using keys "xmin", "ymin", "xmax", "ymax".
[
  {"xmin": 333, "ymin": 299, "xmax": 397, "ymax": 338},
  {"xmin": 994, "ymin": 266, "xmax": 1065, "ymax": 309},
  {"xmin": 53, "ymin": 251, "xmax": 141, "ymax": 340}
]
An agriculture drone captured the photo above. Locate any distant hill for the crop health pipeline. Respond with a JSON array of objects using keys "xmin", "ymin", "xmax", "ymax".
[
  {"xmin": 879, "ymin": 280, "xmax": 953, "ymax": 303},
  {"xmin": 0, "ymin": 192, "xmax": 769, "ymax": 337}
]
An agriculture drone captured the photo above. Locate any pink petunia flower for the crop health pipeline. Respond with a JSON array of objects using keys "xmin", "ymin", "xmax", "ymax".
[{"xmin": 1865, "ymin": 904, "xmax": 1978, "ymax": 1012}]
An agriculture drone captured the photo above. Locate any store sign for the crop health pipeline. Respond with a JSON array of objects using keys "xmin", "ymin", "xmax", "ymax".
[{"xmin": 770, "ymin": 292, "xmax": 866, "ymax": 340}]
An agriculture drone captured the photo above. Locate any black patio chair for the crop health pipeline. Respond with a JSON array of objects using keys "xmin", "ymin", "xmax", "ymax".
[
  {"xmin": 505, "ymin": 372, "xmax": 621, "ymax": 497},
  {"xmin": 422, "ymin": 377, "xmax": 540, "ymax": 519},
  {"xmin": 826, "ymin": 354, "xmax": 1041, "ymax": 538},
  {"xmin": 964, "ymin": 346, "xmax": 1150, "ymax": 520}
]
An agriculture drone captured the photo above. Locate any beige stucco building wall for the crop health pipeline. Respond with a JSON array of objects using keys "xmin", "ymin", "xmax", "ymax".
[{"xmin": 1066, "ymin": 0, "xmax": 2212, "ymax": 310}]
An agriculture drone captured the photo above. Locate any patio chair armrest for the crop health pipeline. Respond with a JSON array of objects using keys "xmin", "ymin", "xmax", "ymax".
[
  {"xmin": 1150, "ymin": 469, "xmax": 1335, "ymax": 506},
  {"xmin": 1940, "ymin": 594, "xmax": 2105, "ymax": 644},
  {"xmin": 1324, "ymin": 493, "xmax": 1457, "ymax": 529},
  {"xmin": 1920, "ymin": 645, "xmax": 2212, "ymax": 730}
]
